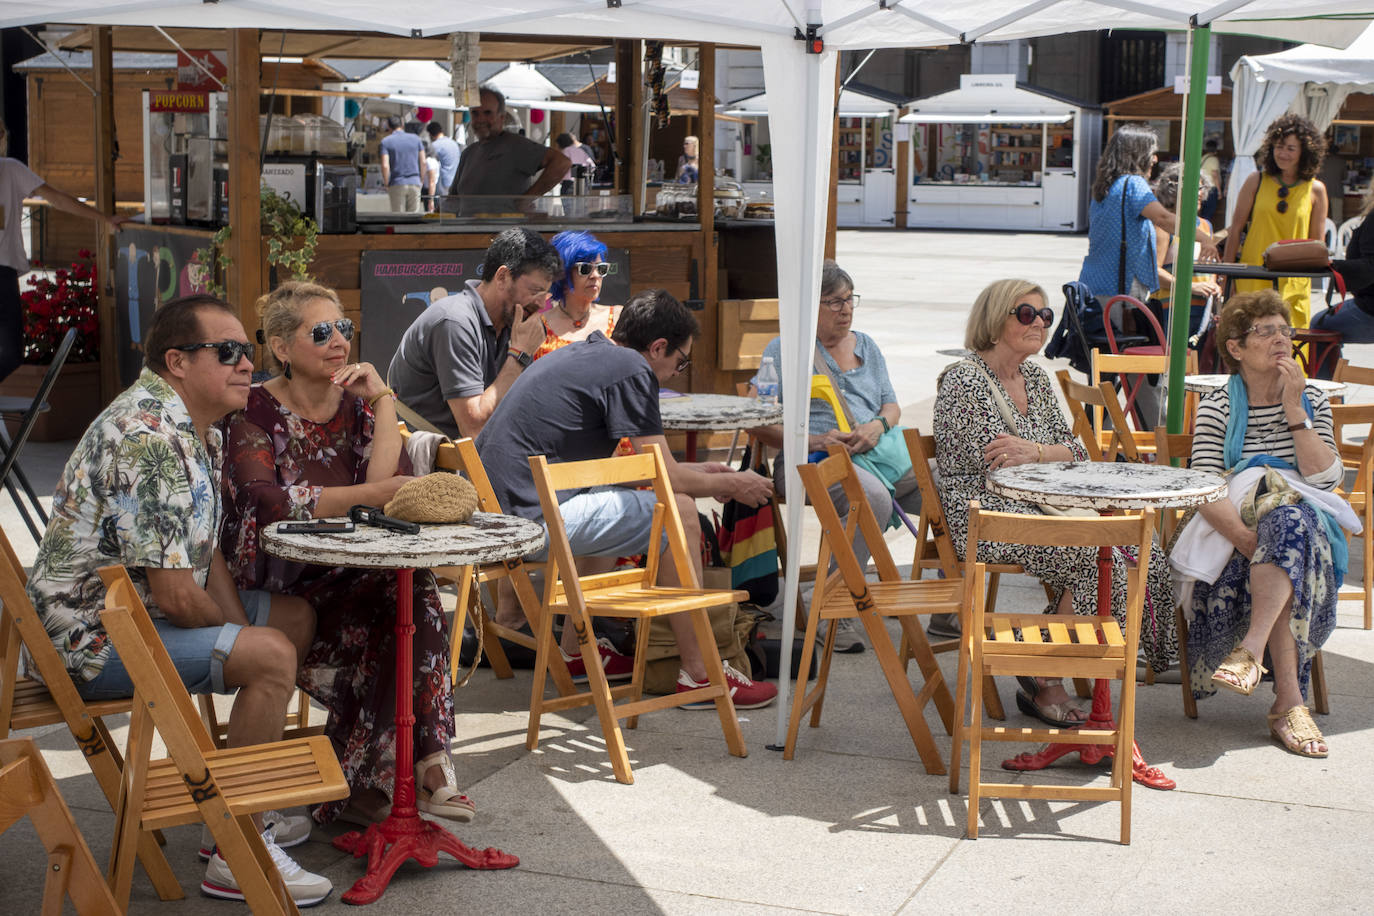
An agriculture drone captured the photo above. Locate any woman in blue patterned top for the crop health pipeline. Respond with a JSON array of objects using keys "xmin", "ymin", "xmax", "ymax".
[{"xmin": 1079, "ymin": 124, "xmax": 1218, "ymax": 304}]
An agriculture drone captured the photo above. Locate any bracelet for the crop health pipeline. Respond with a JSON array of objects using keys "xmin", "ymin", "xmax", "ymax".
[
  {"xmin": 877, "ymin": 415, "xmax": 891, "ymax": 433},
  {"xmin": 1036, "ymin": 442, "xmax": 1044, "ymax": 463},
  {"xmin": 368, "ymin": 388, "xmax": 395, "ymax": 409}
]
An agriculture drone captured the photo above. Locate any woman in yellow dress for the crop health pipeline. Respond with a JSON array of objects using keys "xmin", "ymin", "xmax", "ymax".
[{"xmin": 1222, "ymin": 114, "xmax": 1328, "ymax": 328}]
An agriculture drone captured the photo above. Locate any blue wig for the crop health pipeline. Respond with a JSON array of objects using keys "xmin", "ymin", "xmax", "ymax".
[{"xmin": 549, "ymin": 230, "xmax": 608, "ymax": 303}]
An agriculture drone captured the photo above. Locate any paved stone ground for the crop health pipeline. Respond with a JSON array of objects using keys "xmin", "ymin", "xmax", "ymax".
[{"xmin": 2, "ymin": 229, "xmax": 1373, "ymax": 914}]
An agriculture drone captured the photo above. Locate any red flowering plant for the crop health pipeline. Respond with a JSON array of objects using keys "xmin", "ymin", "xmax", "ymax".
[{"xmin": 20, "ymin": 248, "xmax": 99, "ymax": 364}]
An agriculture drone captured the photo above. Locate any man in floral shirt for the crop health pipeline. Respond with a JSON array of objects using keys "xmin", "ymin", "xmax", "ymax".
[{"xmin": 25, "ymin": 294, "xmax": 333, "ymax": 906}]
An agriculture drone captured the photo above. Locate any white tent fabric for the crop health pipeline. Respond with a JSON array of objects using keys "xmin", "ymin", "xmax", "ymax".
[
  {"xmin": 724, "ymin": 87, "xmax": 895, "ymax": 118},
  {"xmin": 1227, "ymin": 22, "xmax": 1374, "ymax": 226},
  {"xmin": 898, "ymin": 75, "xmax": 1076, "ymax": 124},
  {"xmin": 5, "ymin": 0, "xmax": 1372, "ymax": 749}
]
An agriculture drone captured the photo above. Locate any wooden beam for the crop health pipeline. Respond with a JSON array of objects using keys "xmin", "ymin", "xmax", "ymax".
[
  {"xmin": 614, "ymin": 41, "xmax": 632, "ymax": 194},
  {"xmin": 824, "ymin": 67, "xmax": 840, "ymax": 261},
  {"xmin": 695, "ymin": 43, "xmax": 723, "ymax": 395},
  {"xmin": 226, "ymin": 30, "xmax": 262, "ymax": 331},
  {"xmin": 628, "ymin": 41, "xmax": 645, "ymax": 216},
  {"xmin": 92, "ymin": 26, "xmax": 118, "ymax": 403}
]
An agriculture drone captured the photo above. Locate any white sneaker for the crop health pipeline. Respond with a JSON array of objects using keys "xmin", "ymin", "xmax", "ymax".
[
  {"xmin": 199, "ymin": 809, "xmax": 311, "ymax": 861},
  {"xmin": 200, "ymin": 828, "xmax": 332, "ymax": 907}
]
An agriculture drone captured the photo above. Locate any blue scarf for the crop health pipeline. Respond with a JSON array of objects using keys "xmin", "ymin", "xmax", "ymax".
[{"xmin": 1224, "ymin": 375, "xmax": 1346, "ymax": 582}]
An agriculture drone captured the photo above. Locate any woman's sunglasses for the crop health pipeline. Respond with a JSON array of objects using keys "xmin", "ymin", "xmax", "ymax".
[
  {"xmin": 1010, "ymin": 303, "xmax": 1054, "ymax": 326},
  {"xmin": 308, "ymin": 318, "xmax": 355, "ymax": 345},
  {"xmin": 1276, "ymin": 183, "xmax": 1290, "ymax": 214},
  {"xmin": 173, "ymin": 340, "xmax": 255, "ymax": 365},
  {"xmin": 573, "ymin": 261, "xmax": 611, "ymax": 278}
]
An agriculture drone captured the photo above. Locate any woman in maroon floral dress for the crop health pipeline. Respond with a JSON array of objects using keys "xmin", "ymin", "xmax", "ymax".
[{"xmin": 221, "ymin": 280, "xmax": 472, "ymax": 827}]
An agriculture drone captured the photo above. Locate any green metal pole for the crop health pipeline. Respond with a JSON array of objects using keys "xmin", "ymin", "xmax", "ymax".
[{"xmin": 1166, "ymin": 23, "xmax": 1212, "ymax": 435}]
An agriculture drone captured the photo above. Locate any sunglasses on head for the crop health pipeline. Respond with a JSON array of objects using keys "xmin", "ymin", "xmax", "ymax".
[
  {"xmin": 573, "ymin": 261, "xmax": 610, "ymax": 278},
  {"xmin": 173, "ymin": 340, "xmax": 255, "ymax": 365},
  {"xmin": 308, "ymin": 318, "xmax": 354, "ymax": 345},
  {"xmin": 1010, "ymin": 303, "xmax": 1054, "ymax": 326}
]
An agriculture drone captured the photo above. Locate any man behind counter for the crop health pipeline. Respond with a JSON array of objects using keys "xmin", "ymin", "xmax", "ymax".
[{"xmin": 449, "ymin": 86, "xmax": 570, "ymax": 215}]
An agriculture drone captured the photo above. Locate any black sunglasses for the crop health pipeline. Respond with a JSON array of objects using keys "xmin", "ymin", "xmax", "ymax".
[
  {"xmin": 1011, "ymin": 303, "xmax": 1054, "ymax": 326},
  {"xmin": 173, "ymin": 340, "xmax": 255, "ymax": 365},
  {"xmin": 573, "ymin": 261, "xmax": 611, "ymax": 278},
  {"xmin": 673, "ymin": 345, "xmax": 692, "ymax": 373},
  {"xmin": 1276, "ymin": 183, "xmax": 1290, "ymax": 214},
  {"xmin": 308, "ymin": 318, "xmax": 354, "ymax": 345}
]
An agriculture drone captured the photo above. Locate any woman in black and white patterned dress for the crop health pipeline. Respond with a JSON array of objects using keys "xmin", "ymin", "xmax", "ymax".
[{"xmin": 933, "ymin": 278, "xmax": 1176, "ymax": 728}]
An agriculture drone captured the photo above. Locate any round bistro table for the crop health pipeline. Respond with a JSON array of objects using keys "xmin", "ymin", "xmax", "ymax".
[
  {"xmin": 986, "ymin": 461, "xmax": 1226, "ymax": 791},
  {"xmin": 261, "ymin": 512, "xmax": 544, "ymax": 905},
  {"xmin": 659, "ymin": 393, "xmax": 783, "ymax": 461}
]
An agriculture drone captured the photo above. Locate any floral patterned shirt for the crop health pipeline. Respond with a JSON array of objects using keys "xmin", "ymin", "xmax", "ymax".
[{"xmin": 27, "ymin": 368, "xmax": 223, "ymax": 682}]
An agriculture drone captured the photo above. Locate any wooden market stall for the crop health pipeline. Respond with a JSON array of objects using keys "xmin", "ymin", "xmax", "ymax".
[{"xmin": 46, "ymin": 27, "xmax": 780, "ymax": 450}]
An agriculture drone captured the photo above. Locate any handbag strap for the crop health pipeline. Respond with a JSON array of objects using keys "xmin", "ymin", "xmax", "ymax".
[{"xmin": 812, "ymin": 344, "xmax": 859, "ymax": 429}]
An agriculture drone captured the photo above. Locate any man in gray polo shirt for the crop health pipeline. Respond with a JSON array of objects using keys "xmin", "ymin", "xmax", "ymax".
[
  {"xmin": 387, "ymin": 227, "xmax": 558, "ymax": 437},
  {"xmin": 450, "ymin": 86, "xmax": 570, "ymax": 216}
]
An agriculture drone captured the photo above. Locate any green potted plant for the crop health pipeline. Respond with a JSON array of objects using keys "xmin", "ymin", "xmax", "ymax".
[
  {"xmin": 754, "ymin": 143, "xmax": 772, "ymax": 180},
  {"xmin": 196, "ymin": 184, "xmax": 319, "ymax": 295},
  {"xmin": 0, "ymin": 248, "xmax": 103, "ymax": 440}
]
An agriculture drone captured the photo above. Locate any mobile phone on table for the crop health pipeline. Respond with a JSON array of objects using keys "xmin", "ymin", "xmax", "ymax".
[{"xmin": 278, "ymin": 520, "xmax": 356, "ymax": 534}]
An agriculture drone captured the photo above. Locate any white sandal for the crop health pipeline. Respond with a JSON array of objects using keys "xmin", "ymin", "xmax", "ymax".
[{"xmin": 414, "ymin": 752, "xmax": 476, "ymax": 823}]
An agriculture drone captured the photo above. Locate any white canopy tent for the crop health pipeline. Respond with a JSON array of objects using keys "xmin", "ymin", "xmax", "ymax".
[
  {"xmin": 724, "ymin": 87, "xmax": 897, "ymax": 119},
  {"xmin": 1228, "ymin": 21, "xmax": 1374, "ymax": 226},
  {"xmin": 900, "ymin": 77, "xmax": 1078, "ymax": 124},
  {"xmin": 6, "ymin": 1, "xmax": 1373, "ymax": 750}
]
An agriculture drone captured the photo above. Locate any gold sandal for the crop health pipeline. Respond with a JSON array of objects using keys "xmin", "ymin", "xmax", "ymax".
[
  {"xmin": 1211, "ymin": 646, "xmax": 1266, "ymax": 696},
  {"xmin": 1268, "ymin": 705, "xmax": 1328, "ymax": 758}
]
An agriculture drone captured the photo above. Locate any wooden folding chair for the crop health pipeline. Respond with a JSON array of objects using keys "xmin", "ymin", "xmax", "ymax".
[
  {"xmin": 905, "ymin": 427, "xmax": 1065, "ymax": 722},
  {"xmin": 97, "ymin": 566, "xmax": 348, "ymax": 913},
  {"xmin": 0, "ymin": 527, "xmax": 182, "ymax": 901},
  {"xmin": 1327, "ymin": 378, "xmax": 1374, "ymax": 630},
  {"xmin": 1056, "ymin": 369, "xmax": 1140, "ymax": 462},
  {"xmin": 1152, "ymin": 430, "xmax": 1330, "ymax": 719},
  {"xmin": 783, "ymin": 446, "xmax": 957, "ymax": 771},
  {"xmin": 1091, "ymin": 348, "xmax": 1198, "ymax": 444},
  {"xmin": 0, "ymin": 736, "xmax": 119, "ymax": 915},
  {"xmin": 527, "ymin": 444, "xmax": 749, "ymax": 784},
  {"xmin": 951, "ymin": 503, "xmax": 1155, "ymax": 845},
  {"xmin": 430, "ymin": 436, "xmax": 577, "ymax": 694}
]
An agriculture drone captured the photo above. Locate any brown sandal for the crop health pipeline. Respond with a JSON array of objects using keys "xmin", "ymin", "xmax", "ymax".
[
  {"xmin": 1211, "ymin": 646, "xmax": 1266, "ymax": 696},
  {"xmin": 1268, "ymin": 705, "xmax": 1328, "ymax": 758}
]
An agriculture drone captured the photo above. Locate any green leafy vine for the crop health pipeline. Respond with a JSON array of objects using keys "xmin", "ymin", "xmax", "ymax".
[{"xmin": 195, "ymin": 185, "xmax": 319, "ymax": 297}]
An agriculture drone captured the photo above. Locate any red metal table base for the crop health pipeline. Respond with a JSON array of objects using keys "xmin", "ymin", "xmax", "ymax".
[
  {"xmin": 332, "ymin": 568, "xmax": 518, "ymax": 905},
  {"xmin": 683, "ymin": 430, "xmax": 699, "ymax": 462},
  {"xmin": 1000, "ymin": 544, "xmax": 1176, "ymax": 791}
]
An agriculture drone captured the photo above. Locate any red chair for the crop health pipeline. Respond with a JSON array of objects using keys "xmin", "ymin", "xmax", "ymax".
[{"xmin": 1101, "ymin": 295, "xmax": 1166, "ymax": 357}]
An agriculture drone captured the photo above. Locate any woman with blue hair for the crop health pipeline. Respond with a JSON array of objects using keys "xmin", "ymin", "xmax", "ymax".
[
  {"xmin": 1178, "ymin": 289, "xmax": 1356, "ymax": 758},
  {"xmin": 537, "ymin": 229, "xmax": 620, "ymax": 358}
]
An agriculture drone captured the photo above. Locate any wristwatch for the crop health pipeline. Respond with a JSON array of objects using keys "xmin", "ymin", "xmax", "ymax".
[
  {"xmin": 507, "ymin": 347, "xmax": 532, "ymax": 369},
  {"xmin": 1288, "ymin": 417, "xmax": 1313, "ymax": 432}
]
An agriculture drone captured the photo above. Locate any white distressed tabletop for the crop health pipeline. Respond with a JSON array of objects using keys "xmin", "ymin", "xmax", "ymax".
[
  {"xmin": 987, "ymin": 461, "xmax": 1226, "ymax": 511},
  {"xmin": 1184, "ymin": 374, "xmax": 1347, "ymax": 397},
  {"xmin": 659, "ymin": 393, "xmax": 784, "ymax": 431},
  {"xmin": 260, "ymin": 512, "xmax": 544, "ymax": 569}
]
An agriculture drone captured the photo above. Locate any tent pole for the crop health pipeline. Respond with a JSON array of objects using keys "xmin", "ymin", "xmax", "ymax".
[{"xmin": 1166, "ymin": 23, "xmax": 1211, "ymax": 435}]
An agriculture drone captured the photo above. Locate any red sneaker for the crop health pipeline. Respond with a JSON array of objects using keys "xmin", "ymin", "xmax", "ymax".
[
  {"xmin": 676, "ymin": 661, "xmax": 777, "ymax": 710},
  {"xmin": 563, "ymin": 638, "xmax": 635, "ymax": 683}
]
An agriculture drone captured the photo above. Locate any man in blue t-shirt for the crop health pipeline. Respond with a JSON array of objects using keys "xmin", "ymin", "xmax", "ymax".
[
  {"xmin": 379, "ymin": 115, "xmax": 427, "ymax": 213},
  {"xmin": 477, "ymin": 290, "xmax": 777, "ymax": 709},
  {"xmin": 426, "ymin": 121, "xmax": 462, "ymax": 200}
]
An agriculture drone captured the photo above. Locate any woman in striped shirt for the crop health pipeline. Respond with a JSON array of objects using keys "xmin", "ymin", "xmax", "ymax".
[{"xmin": 1187, "ymin": 289, "xmax": 1343, "ymax": 757}]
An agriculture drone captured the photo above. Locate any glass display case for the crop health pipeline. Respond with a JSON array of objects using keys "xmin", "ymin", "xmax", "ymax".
[{"xmin": 141, "ymin": 90, "xmax": 228, "ymax": 225}]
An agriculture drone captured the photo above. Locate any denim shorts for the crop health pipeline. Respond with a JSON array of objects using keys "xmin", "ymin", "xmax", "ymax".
[
  {"xmin": 74, "ymin": 589, "xmax": 273, "ymax": 701},
  {"xmin": 526, "ymin": 486, "xmax": 664, "ymax": 561}
]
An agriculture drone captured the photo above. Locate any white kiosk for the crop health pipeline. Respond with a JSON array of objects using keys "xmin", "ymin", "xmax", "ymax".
[
  {"xmin": 899, "ymin": 74, "xmax": 1100, "ymax": 232},
  {"xmin": 724, "ymin": 87, "xmax": 901, "ymax": 227}
]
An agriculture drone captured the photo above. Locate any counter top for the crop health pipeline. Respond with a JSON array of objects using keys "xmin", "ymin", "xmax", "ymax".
[{"xmin": 364, "ymin": 219, "xmax": 705, "ymax": 234}]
